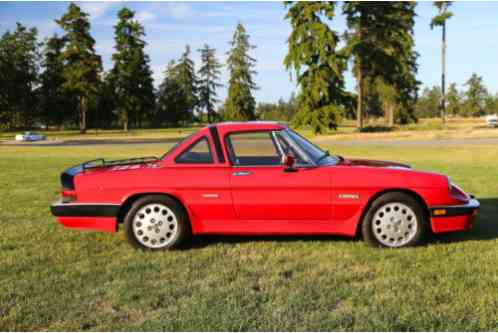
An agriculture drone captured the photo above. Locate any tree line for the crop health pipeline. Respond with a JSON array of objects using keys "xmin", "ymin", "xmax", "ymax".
[
  {"xmin": 0, "ymin": 2, "xmax": 495, "ymax": 134},
  {"xmin": 0, "ymin": 3, "xmax": 257, "ymax": 133},
  {"xmin": 416, "ymin": 73, "xmax": 498, "ymax": 118}
]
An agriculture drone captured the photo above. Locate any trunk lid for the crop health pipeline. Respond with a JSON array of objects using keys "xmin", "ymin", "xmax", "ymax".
[{"xmin": 60, "ymin": 156, "xmax": 159, "ymax": 189}]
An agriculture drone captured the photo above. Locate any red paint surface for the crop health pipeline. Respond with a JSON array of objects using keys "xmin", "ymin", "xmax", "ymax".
[
  {"xmin": 57, "ymin": 217, "xmax": 117, "ymax": 233},
  {"xmin": 54, "ymin": 122, "xmax": 477, "ymax": 237}
]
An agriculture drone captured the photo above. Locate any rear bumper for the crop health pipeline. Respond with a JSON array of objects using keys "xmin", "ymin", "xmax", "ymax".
[
  {"xmin": 430, "ymin": 198, "xmax": 480, "ymax": 233},
  {"xmin": 50, "ymin": 201, "xmax": 119, "ymax": 233}
]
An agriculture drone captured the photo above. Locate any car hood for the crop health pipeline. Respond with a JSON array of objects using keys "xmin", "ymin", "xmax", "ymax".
[{"xmin": 338, "ymin": 157, "xmax": 411, "ymax": 169}]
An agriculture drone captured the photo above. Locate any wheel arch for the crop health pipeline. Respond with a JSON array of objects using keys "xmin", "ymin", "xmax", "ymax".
[
  {"xmin": 117, "ymin": 192, "xmax": 192, "ymax": 229},
  {"xmin": 355, "ymin": 188, "xmax": 431, "ymax": 237}
]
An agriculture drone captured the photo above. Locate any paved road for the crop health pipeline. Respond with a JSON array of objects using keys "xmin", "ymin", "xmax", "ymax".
[
  {"xmin": 1, "ymin": 137, "xmax": 181, "ymax": 147},
  {"xmin": 2, "ymin": 137, "xmax": 498, "ymax": 147},
  {"xmin": 320, "ymin": 137, "xmax": 498, "ymax": 146}
]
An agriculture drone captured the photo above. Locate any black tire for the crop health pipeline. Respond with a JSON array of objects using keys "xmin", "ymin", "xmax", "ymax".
[
  {"xmin": 361, "ymin": 192, "xmax": 428, "ymax": 248},
  {"xmin": 124, "ymin": 195, "xmax": 191, "ymax": 250}
]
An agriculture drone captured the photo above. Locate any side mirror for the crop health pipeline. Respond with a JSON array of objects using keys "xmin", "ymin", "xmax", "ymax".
[{"xmin": 282, "ymin": 155, "xmax": 297, "ymax": 172}]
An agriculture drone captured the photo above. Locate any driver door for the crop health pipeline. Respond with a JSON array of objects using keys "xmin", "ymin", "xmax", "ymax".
[{"xmin": 227, "ymin": 131, "xmax": 331, "ymax": 221}]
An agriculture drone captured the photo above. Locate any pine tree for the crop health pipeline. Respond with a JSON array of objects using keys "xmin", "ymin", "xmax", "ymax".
[
  {"xmin": 156, "ymin": 60, "xmax": 189, "ymax": 126},
  {"xmin": 224, "ymin": 23, "xmax": 257, "ymax": 121},
  {"xmin": 343, "ymin": 2, "xmax": 419, "ymax": 128},
  {"xmin": 431, "ymin": 1, "xmax": 453, "ymax": 124},
  {"xmin": 464, "ymin": 73, "xmax": 487, "ymax": 117},
  {"xmin": 175, "ymin": 45, "xmax": 198, "ymax": 123},
  {"xmin": 40, "ymin": 34, "xmax": 71, "ymax": 129},
  {"xmin": 284, "ymin": 2, "xmax": 347, "ymax": 134},
  {"xmin": 0, "ymin": 23, "xmax": 41, "ymax": 129},
  {"xmin": 415, "ymin": 86, "xmax": 442, "ymax": 118},
  {"xmin": 446, "ymin": 83, "xmax": 461, "ymax": 117},
  {"xmin": 95, "ymin": 71, "xmax": 118, "ymax": 129},
  {"xmin": 56, "ymin": 3, "xmax": 102, "ymax": 133},
  {"xmin": 198, "ymin": 44, "xmax": 223, "ymax": 123},
  {"xmin": 109, "ymin": 7, "xmax": 155, "ymax": 131}
]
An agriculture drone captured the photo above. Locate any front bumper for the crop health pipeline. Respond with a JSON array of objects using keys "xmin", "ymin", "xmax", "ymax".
[
  {"xmin": 50, "ymin": 201, "xmax": 119, "ymax": 233},
  {"xmin": 430, "ymin": 198, "xmax": 480, "ymax": 233}
]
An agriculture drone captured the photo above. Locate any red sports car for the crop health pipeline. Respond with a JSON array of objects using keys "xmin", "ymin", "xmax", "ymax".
[{"xmin": 50, "ymin": 122, "xmax": 479, "ymax": 249}]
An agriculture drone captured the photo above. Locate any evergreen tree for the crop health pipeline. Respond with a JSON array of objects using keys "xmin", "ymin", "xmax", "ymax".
[
  {"xmin": 224, "ymin": 23, "xmax": 258, "ymax": 121},
  {"xmin": 464, "ymin": 73, "xmax": 487, "ymax": 117},
  {"xmin": 198, "ymin": 44, "xmax": 223, "ymax": 123},
  {"xmin": 0, "ymin": 23, "xmax": 40, "ymax": 129},
  {"xmin": 39, "ymin": 34, "xmax": 71, "ymax": 129},
  {"xmin": 175, "ymin": 45, "xmax": 198, "ymax": 123},
  {"xmin": 256, "ymin": 94, "xmax": 298, "ymax": 122},
  {"xmin": 415, "ymin": 86, "xmax": 441, "ymax": 118},
  {"xmin": 484, "ymin": 93, "xmax": 498, "ymax": 116},
  {"xmin": 156, "ymin": 60, "xmax": 189, "ymax": 126},
  {"xmin": 446, "ymin": 83, "xmax": 461, "ymax": 117},
  {"xmin": 284, "ymin": 2, "xmax": 346, "ymax": 134},
  {"xmin": 56, "ymin": 3, "xmax": 102, "ymax": 133},
  {"xmin": 343, "ymin": 2, "xmax": 419, "ymax": 128},
  {"xmin": 431, "ymin": 1, "xmax": 453, "ymax": 124},
  {"xmin": 95, "ymin": 71, "xmax": 118, "ymax": 129},
  {"xmin": 109, "ymin": 7, "xmax": 155, "ymax": 131}
]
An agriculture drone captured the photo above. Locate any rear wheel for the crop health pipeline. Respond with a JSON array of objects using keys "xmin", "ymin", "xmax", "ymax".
[
  {"xmin": 362, "ymin": 192, "xmax": 427, "ymax": 248},
  {"xmin": 124, "ymin": 195, "xmax": 191, "ymax": 250}
]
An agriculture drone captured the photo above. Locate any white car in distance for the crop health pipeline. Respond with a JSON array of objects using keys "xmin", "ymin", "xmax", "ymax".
[
  {"xmin": 486, "ymin": 115, "xmax": 498, "ymax": 128},
  {"xmin": 15, "ymin": 132, "xmax": 46, "ymax": 142}
]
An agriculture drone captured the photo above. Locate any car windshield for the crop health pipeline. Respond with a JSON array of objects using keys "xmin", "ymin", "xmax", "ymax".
[
  {"xmin": 284, "ymin": 128, "xmax": 339, "ymax": 165},
  {"xmin": 160, "ymin": 132, "xmax": 196, "ymax": 159}
]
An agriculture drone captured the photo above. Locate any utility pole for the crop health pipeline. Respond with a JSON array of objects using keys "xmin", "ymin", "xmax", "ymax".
[{"xmin": 441, "ymin": 20, "xmax": 446, "ymax": 125}]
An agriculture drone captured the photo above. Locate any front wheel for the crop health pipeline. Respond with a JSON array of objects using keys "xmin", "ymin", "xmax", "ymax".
[
  {"xmin": 124, "ymin": 195, "xmax": 191, "ymax": 250},
  {"xmin": 361, "ymin": 192, "xmax": 428, "ymax": 248}
]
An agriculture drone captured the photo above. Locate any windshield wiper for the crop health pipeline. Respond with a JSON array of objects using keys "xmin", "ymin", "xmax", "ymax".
[{"xmin": 316, "ymin": 150, "xmax": 330, "ymax": 163}]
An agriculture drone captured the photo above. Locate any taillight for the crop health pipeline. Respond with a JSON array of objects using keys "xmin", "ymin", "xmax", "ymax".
[{"xmin": 61, "ymin": 188, "xmax": 77, "ymax": 203}]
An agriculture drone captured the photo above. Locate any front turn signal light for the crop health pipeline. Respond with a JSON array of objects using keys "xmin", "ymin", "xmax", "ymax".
[{"xmin": 433, "ymin": 209, "xmax": 447, "ymax": 216}]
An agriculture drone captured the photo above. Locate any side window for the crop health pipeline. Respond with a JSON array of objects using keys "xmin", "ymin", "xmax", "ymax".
[
  {"xmin": 175, "ymin": 137, "xmax": 213, "ymax": 164},
  {"xmin": 275, "ymin": 132, "xmax": 309, "ymax": 165},
  {"xmin": 226, "ymin": 131, "xmax": 282, "ymax": 166}
]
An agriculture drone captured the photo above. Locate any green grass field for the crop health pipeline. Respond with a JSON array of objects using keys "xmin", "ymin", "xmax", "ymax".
[{"xmin": 1, "ymin": 141, "xmax": 498, "ymax": 331}]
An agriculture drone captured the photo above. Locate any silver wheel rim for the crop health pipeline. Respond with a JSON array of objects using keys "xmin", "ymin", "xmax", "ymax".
[
  {"xmin": 132, "ymin": 203, "xmax": 178, "ymax": 249},
  {"xmin": 371, "ymin": 202, "xmax": 418, "ymax": 247}
]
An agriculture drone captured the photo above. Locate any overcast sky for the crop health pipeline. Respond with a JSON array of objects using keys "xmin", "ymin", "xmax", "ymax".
[{"xmin": 1, "ymin": 1, "xmax": 497, "ymax": 103}]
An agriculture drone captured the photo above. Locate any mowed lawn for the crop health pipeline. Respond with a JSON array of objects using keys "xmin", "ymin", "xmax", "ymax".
[{"xmin": 1, "ymin": 141, "xmax": 498, "ymax": 331}]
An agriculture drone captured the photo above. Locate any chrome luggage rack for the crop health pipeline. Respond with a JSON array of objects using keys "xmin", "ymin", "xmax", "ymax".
[{"xmin": 82, "ymin": 156, "xmax": 159, "ymax": 171}]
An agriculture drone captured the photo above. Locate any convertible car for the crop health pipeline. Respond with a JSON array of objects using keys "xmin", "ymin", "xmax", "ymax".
[{"xmin": 50, "ymin": 122, "xmax": 479, "ymax": 249}]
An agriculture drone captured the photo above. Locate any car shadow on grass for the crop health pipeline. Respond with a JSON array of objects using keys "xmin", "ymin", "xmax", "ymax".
[
  {"xmin": 189, "ymin": 234, "xmax": 356, "ymax": 249},
  {"xmin": 433, "ymin": 198, "xmax": 498, "ymax": 243}
]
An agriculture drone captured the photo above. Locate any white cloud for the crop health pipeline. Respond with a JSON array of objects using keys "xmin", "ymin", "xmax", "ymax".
[
  {"xmin": 136, "ymin": 10, "xmax": 157, "ymax": 24},
  {"xmin": 166, "ymin": 2, "xmax": 190, "ymax": 19},
  {"xmin": 80, "ymin": 2, "xmax": 115, "ymax": 20}
]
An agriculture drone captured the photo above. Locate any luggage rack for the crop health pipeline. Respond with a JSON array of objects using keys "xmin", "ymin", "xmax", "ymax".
[{"xmin": 82, "ymin": 156, "xmax": 159, "ymax": 171}]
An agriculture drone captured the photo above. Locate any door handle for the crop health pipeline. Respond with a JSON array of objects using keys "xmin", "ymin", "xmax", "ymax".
[{"xmin": 232, "ymin": 171, "xmax": 252, "ymax": 176}]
